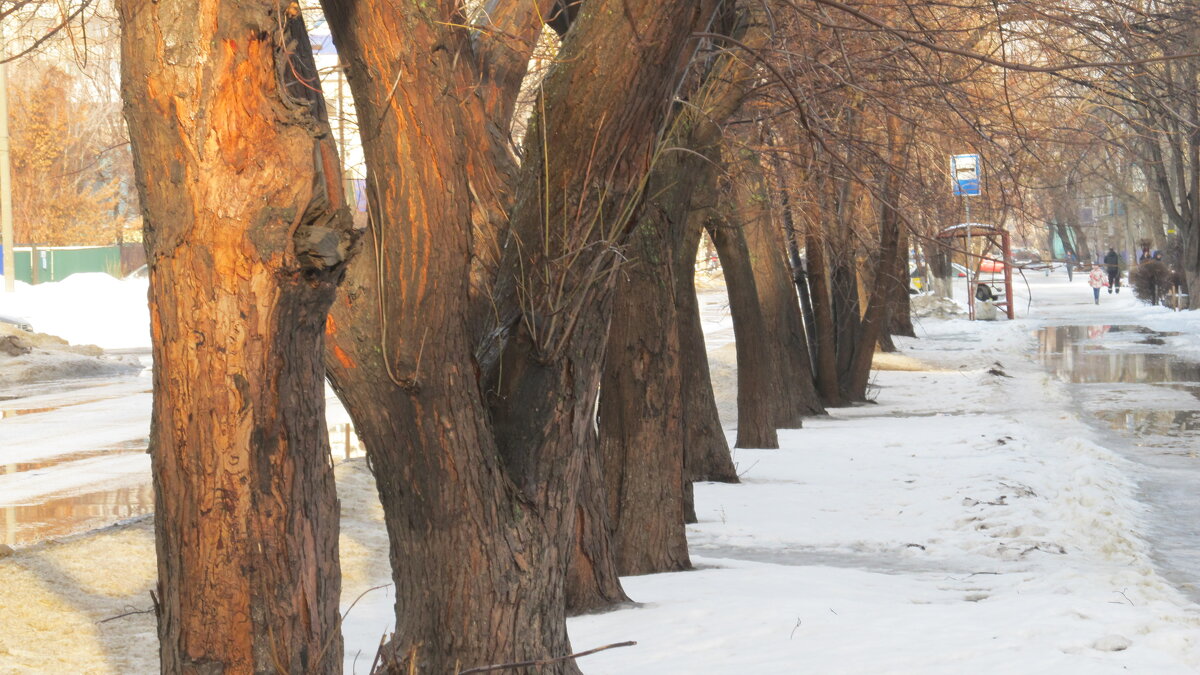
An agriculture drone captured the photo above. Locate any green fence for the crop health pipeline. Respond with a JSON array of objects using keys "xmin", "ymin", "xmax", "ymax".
[{"xmin": 0, "ymin": 246, "xmax": 123, "ymax": 284}]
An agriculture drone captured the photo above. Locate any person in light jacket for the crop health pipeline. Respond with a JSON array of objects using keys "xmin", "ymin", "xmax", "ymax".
[{"xmin": 1088, "ymin": 263, "xmax": 1106, "ymax": 304}]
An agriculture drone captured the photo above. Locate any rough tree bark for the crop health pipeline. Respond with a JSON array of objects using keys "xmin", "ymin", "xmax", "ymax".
[
  {"xmin": 566, "ymin": 428, "xmax": 632, "ymax": 614},
  {"xmin": 119, "ymin": 2, "xmax": 353, "ymax": 671},
  {"xmin": 805, "ymin": 226, "xmax": 844, "ymax": 407},
  {"xmin": 678, "ymin": 210, "xmax": 739, "ymax": 483},
  {"xmin": 708, "ymin": 214, "xmax": 779, "ymax": 449},
  {"xmin": 322, "ymin": 0, "xmax": 708, "ymax": 670},
  {"xmin": 733, "ymin": 147, "xmax": 823, "ymax": 421},
  {"xmin": 597, "ymin": 9, "xmax": 774, "ymax": 576},
  {"xmin": 599, "ymin": 211, "xmax": 692, "ymax": 575}
]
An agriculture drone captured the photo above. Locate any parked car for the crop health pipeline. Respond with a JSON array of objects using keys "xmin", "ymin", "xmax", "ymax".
[
  {"xmin": 0, "ymin": 313, "xmax": 33, "ymax": 332},
  {"xmin": 978, "ymin": 259, "xmax": 1005, "ymax": 273}
]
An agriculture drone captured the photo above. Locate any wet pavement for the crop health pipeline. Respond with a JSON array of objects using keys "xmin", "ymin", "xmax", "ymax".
[
  {"xmin": 0, "ymin": 368, "xmax": 363, "ymax": 549},
  {"xmin": 1035, "ymin": 324, "xmax": 1200, "ymax": 600}
]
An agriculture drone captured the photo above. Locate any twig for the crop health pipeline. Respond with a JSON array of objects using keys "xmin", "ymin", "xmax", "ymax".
[
  {"xmin": 317, "ymin": 583, "xmax": 394, "ymax": 670},
  {"xmin": 456, "ymin": 640, "xmax": 637, "ymax": 674},
  {"xmin": 97, "ymin": 606, "xmax": 155, "ymax": 624},
  {"xmin": 735, "ymin": 459, "xmax": 760, "ymax": 478}
]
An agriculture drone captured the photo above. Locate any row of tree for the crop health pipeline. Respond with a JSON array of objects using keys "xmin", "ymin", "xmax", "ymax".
[{"xmin": 4, "ymin": 0, "xmax": 1186, "ymax": 671}]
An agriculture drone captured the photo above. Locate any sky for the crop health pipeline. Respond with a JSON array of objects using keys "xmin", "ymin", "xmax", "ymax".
[{"xmin": 2, "ymin": 269, "xmax": 1200, "ymax": 673}]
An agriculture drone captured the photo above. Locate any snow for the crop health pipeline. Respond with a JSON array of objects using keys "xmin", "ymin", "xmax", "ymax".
[
  {"xmin": 0, "ymin": 274, "xmax": 151, "ymax": 351},
  {"xmin": 4, "ymin": 269, "xmax": 1200, "ymax": 673}
]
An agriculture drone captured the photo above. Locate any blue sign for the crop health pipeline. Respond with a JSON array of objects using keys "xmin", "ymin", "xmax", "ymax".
[
  {"xmin": 951, "ymin": 154, "xmax": 981, "ymax": 196},
  {"xmin": 954, "ymin": 178, "xmax": 980, "ymax": 196}
]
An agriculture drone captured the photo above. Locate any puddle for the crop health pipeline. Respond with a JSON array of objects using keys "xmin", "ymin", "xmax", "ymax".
[
  {"xmin": 0, "ymin": 424, "xmax": 363, "ymax": 550},
  {"xmin": 1093, "ymin": 409, "xmax": 1200, "ymax": 442},
  {"xmin": 1035, "ymin": 326, "xmax": 1200, "ymax": 385},
  {"xmin": 8, "ymin": 445, "xmax": 144, "ymax": 473},
  {"xmin": 0, "ymin": 484, "xmax": 155, "ymax": 547},
  {"xmin": 1036, "ymin": 324, "xmax": 1200, "ymax": 602},
  {"xmin": 0, "ymin": 390, "xmax": 153, "ymax": 419}
]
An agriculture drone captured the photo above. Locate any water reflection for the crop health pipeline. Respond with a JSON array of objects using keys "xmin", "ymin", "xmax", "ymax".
[
  {"xmin": 0, "ymin": 484, "xmax": 154, "ymax": 547},
  {"xmin": 0, "ymin": 424, "xmax": 364, "ymax": 550},
  {"xmin": 1035, "ymin": 325, "xmax": 1200, "ymax": 385},
  {"xmin": 1092, "ymin": 410, "xmax": 1200, "ymax": 455},
  {"xmin": 0, "ymin": 389, "xmax": 153, "ymax": 419}
]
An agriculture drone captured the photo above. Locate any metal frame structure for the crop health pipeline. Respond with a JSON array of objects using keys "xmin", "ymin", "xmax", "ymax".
[{"xmin": 936, "ymin": 223, "xmax": 1014, "ymax": 320}]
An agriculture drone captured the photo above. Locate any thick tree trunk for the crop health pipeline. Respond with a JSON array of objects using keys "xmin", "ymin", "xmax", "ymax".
[
  {"xmin": 737, "ymin": 154, "xmax": 824, "ymax": 421},
  {"xmin": 845, "ymin": 215, "xmax": 900, "ymax": 398},
  {"xmin": 566, "ymin": 425, "xmax": 632, "ymax": 614},
  {"xmin": 599, "ymin": 238, "xmax": 691, "ymax": 574},
  {"xmin": 596, "ymin": 46, "xmax": 769, "ymax": 572},
  {"xmin": 119, "ymin": 3, "xmax": 352, "ymax": 671},
  {"xmin": 320, "ymin": 3, "xmax": 579, "ymax": 670},
  {"xmin": 805, "ymin": 230, "xmax": 844, "ymax": 407},
  {"xmin": 928, "ymin": 237, "xmax": 954, "ymax": 299},
  {"xmin": 323, "ymin": 0, "xmax": 707, "ymax": 669},
  {"xmin": 707, "ymin": 218, "xmax": 779, "ymax": 449},
  {"xmin": 830, "ymin": 248, "xmax": 863, "ymax": 399},
  {"xmin": 487, "ymin": 1, "xmax": 709, "ymax": 584},
  {"xmin": 677, "ymin": 213, "xmax": 739, "ymax": 482},
  {"xmin": 327, "ymin": 318, "xmax": 565, "ymax": 672}
]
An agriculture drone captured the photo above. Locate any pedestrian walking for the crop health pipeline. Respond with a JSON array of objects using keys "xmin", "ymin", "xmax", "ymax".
[
  {"xmin": 1088, "ymin": 263, "xmax": 1106, "ymax": 304},
  {"xmin": 1104, "ymin": 247, "xmax": 1121, "ymax": 293}
]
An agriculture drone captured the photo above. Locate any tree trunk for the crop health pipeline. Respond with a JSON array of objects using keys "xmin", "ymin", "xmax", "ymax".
[
  {"xmin": 596, "ymin": 26, "xmax": 772, "ymax": 568},
  {"xmin": 323, "ymin": 0, "xmax": 707, "ymax": 670},
  {"xmin": 887, "ymin": 224, "xmax": 916, "ymax": 338},
  {"xmin": 566, "ymin": 424, "xmax": 632, "ymax": 614},
  {"xmin": 830, "ymin": 248, "xmax": 863, "ymax": 399},
  {"xmin": 119, "ymin": 3, "xmax": 352, "ymax": 671},
  {"xmin": 806, "ymin": 230, "xmax": 844, "ymax": 407},
  {"xmin": 736, "ymin": 152, "xmax": 823, "ymax": 421},
  {"xmin": 707, "ymin": 217, "xmax": 779, "ymax": 449},
  {"xmin": 844, "ymin": 116, "xmax": 910, "ymax": 400},
  {"xmin": 320, "ymin": 2, "xmax": 580, "ymax": 669},
  {"xmin": 599, "ymin": 236, "xmax": 691, "ymax": 574},
  {"xmin": 677, "ymin": 213, "xmax": 739, "ymax": 482},
  {"xmin": 928, "ymin": 237, "xmax": 954, "ymax": 299}
]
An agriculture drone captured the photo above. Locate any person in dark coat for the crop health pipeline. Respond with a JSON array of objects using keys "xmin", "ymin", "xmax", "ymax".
[{"xmin": 1103, "ymin": 247, "xmax": 1121, "ymax": 293}]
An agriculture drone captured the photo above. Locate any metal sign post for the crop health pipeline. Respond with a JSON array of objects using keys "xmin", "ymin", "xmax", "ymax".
[{"xmin": 952, "ymin": 154, "xmax": 981, "ymax": 319}]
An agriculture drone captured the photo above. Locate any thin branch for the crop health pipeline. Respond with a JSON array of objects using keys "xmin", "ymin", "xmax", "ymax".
[{"xmin": 456, "ymin": 641, "xmax": 637, "ymax": 674}]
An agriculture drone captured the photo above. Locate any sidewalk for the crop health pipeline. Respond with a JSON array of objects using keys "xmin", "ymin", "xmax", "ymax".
[{"xmin": 568, "ymin": 272, "xmax": 1200, "ymax": 673}]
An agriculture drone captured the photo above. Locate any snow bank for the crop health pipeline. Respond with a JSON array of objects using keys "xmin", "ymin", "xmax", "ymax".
[
  {"xmin": 0, "ymin": 274, "xmax": 151, "ymax": 351},
  {"xmin": 911, "ymin": 292, "xmax": 968, "ymax": 319},
  {"xmin": 0, "ymin": 323, "xmax": 142, "ymax": 386}
]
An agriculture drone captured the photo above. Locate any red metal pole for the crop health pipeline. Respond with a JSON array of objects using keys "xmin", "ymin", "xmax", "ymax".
[{"xmin": 1002, "ymin": 229, "xmax": 1014, "ymax": 319}]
